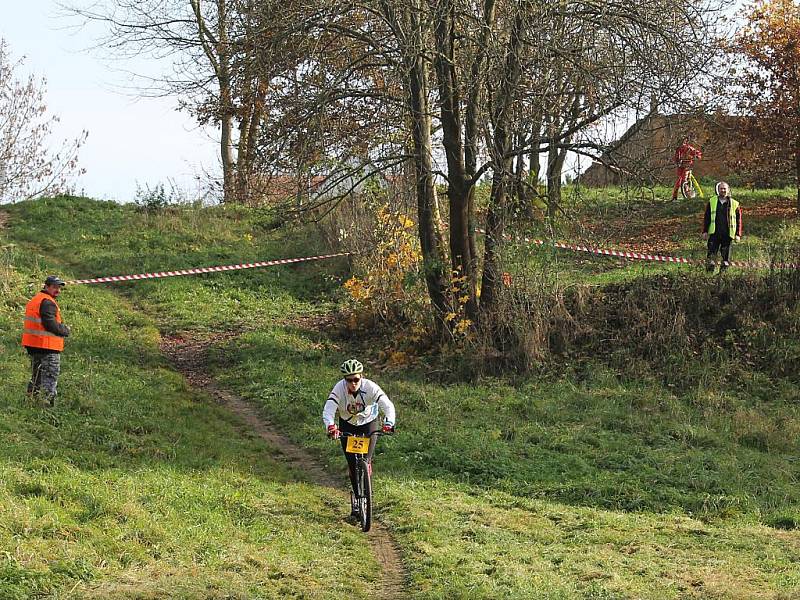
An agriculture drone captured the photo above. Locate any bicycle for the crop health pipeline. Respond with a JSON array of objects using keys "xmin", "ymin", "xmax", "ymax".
[
  {"xmin": 338, "ymin": 430, "xmax": 392, "ymax": 532},
  {"xmin": 680, "ymin": 168, "xmax": 704, "ymax": 199}
]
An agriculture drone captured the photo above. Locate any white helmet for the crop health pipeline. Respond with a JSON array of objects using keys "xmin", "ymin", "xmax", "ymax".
[{"xmin": 340, "ymin": 359, "xmax": 364, "ymax": 376}]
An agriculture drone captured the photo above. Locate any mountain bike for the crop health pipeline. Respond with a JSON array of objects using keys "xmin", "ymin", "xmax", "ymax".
[
  {"xmin": 680, "ymin": 168, "xmax": 704, "ymax": 199},
  {"xmin": 339, "ymin": 430, "xmax": 392, "ymax": 532}
]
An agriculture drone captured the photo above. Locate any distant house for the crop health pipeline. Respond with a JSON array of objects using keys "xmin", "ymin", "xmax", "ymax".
[
  {"xmin": 246, "ymin": 174, "xmax": 326, "ymax": 205},
  {"xmin": 579, "ymin": 111, "xmax": 790, "ymax": 188},
  {"xmin": 248, "ymin": 167, "xmax": 415, "ymax": 206}
]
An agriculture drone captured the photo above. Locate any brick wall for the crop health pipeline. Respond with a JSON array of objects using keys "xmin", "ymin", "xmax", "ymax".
[{"xmin": 580, "ymin": 113, "xmax": 788, "ymax": 188}]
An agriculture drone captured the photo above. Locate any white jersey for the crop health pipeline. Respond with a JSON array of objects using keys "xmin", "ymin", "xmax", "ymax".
[{"xmin": 322, "ymin": 378, "xmax": 396, "ymax": 427}]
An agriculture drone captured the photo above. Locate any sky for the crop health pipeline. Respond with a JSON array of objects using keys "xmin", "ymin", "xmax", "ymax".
[{"xmin": 2, "ymin": 0, "xmax": 219, "ymax": 203}]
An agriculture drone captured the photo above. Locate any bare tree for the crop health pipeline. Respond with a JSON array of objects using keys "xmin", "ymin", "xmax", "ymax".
[
  {"xmin": 145, "ymin": 0, "xmax": 725, "ymax": 334},
  {"xmin": 0, "ymin": 39, "xmax": 86, "ymax": 203},
  {"xmin": 725, "ymin": 0, "xmax": 800, "ymax": 210},
  {"xmin": 66, "ymin": 0, "xmax": 300, "ymax": 203},
  {"xmin": 239, "ymin": 0, "xmax": 452, "ymax": 325},
  {"xmin": 435, "ymin": 0, "xmax": 725, "ymax": 323}
]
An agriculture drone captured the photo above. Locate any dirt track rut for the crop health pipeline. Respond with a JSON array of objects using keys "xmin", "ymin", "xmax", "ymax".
[{"xmin": 161, "ymin": 333, "xmax": 407, "ymax": 599}]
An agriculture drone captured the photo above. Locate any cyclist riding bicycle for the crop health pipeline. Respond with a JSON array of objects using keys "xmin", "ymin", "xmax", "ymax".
[
  {"xmin": 671, "ymin": 137, "xmax": 703, "ymax": 200},
  {"xmin": 323, "ymin": 359, "xmax": 396, "ymax": 517}
]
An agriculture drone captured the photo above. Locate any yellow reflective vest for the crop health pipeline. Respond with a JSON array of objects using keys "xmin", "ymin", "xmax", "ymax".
[{"xmin": 707, "ymin": 196, "xmax": 740, "ymax": 239}]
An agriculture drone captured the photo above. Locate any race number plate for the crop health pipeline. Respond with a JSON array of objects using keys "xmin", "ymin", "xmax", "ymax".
[{"xmin": 345, "ymin": 436, "xmax": 370, "ymax": 454}]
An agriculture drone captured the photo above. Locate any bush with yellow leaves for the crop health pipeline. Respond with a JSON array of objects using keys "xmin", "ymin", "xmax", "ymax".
[
  {"xmin": 342, "ymin": 204, "xmax": 429, "ymax": 331},
  {"xmin": 443, "ymin": 268, "xmax": 474, "ymax": 340}
]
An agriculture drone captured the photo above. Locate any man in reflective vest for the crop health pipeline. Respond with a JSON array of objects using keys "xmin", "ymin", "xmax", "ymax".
[
  {"xmin": 22, "ymin": 275, "xmax": 71, "ymax": 405},
  {"xmin": 702, "ymin": 181, "xmax": 742, "ymax": 273}
]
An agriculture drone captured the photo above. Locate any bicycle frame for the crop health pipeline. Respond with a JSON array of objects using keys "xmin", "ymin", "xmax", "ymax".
[{"xmin": 339, "ymin": 431, "xmax": 391, "ymax": 532}]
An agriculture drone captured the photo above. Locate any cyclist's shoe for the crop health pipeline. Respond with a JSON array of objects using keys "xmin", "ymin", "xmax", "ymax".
[{"xmin": 350, "ymin": 493, "xmax": 358, "ymax": 517}]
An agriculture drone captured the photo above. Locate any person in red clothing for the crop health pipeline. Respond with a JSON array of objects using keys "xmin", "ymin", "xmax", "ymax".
[{"xmin": 671, "ymin": 137, "xmax": 703, "ymax": 200}]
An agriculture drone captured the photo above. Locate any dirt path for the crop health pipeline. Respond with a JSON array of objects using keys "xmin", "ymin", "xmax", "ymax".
[
  {"xmin": 160, "ymin": 333, "xmax": 408, "ymax": 599},
  {"xmin": 0, "ymin": 211, "xmax": 9, "ymax": 230}
]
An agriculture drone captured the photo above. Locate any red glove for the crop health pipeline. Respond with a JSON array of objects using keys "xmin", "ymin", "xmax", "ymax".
[
  {"xmin": 382, "ymin": 424, "xmax": 395, "ymax": 434},
  {"xmin": 327, "ymin": 424, "xmax": 340, "ymax": 439}
]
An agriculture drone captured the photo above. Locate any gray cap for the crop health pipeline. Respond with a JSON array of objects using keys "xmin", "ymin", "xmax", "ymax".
[{"xmin": 44, "ymin": 275, "xmax": 66, "ymax": 287}]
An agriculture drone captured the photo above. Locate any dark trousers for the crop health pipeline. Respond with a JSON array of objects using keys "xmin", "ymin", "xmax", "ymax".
[
  {"xmin": 26, "ymin": 350, "xmax": 61, "ymax": 404},
  {"xmin": 339, "ymin": 418, "xmax": 380, "ymax": 494},
  {"xmin": 707, "ymin": 235, "xmax": 732, "ymax": 272}
]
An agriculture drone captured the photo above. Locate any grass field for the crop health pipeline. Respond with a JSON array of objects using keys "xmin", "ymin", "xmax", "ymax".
[
  {"xmin": 500, "ymin": 184, "xmax": 800, "ymax": 287},
  {"xmin": 1, "ymin": 191, "xmax": 799, "ymax": 598}
]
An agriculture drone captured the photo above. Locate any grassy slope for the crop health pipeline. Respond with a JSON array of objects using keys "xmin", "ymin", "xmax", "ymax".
[
  {"xmin": 0, "ymin": 199, "xmax": 373, "ymax": 599},
  {"xmin": 2, "ymin": 193, "xmax": 800, "ymax": 599},
  {"xmin": 505, "ymin": 184, "xmax": 800, "ymax": 286}
]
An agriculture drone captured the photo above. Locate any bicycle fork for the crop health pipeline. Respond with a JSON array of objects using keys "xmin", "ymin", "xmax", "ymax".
[{"xmin": 355, "ymin": 457, "xmax": 372, "ymax": 495}]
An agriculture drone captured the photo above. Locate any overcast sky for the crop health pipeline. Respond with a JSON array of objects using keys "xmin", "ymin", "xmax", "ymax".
[{"xmin": 2, "ymin": 0, "xmax": 218, "ymax": 203}]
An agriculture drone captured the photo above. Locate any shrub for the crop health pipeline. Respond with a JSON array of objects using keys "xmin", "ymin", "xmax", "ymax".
[{"xmin": 134, "ymin": 181, "xmax": 185, "ymax": 211}]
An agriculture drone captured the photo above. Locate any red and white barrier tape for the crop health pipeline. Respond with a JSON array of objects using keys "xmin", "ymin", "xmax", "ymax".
[
  {"xmin": 62, "ymin": 234, "xmax": 798, "ymax": 285},
  {"xmin": 65, "ymin": 252, "xmax": 351, "ymax": 285},
  {"xmin": 476, "ymin": 229, "xmax": 799, "ymax": 270}
]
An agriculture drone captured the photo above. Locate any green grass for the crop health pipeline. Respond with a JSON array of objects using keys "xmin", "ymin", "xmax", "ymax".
[
  {"xmin": 384, "ymin": 481, "xmax": 799, "ymax": 599},
  {"xmin": 204, "ymin": 327, "xmax": 800, "ymax": 598},
  {"xmin": 0, "ymin": 200, "xmax": 375, "ymax": 599},
  {"xmin": 2, "ymin": 193, "xmax": 800, "ymax": 598},
  {"xmin": 501, "ymin": 184, "xmax": 800, "ymax": 287},
  {"xmin": 216, "ymin": 329, "xmax": 800, "ymax": 517}
]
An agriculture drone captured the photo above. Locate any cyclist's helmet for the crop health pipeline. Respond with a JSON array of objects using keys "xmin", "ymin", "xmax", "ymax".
[{"xmin": 340, "ymin": 359, "xmax": 364, "ymax": 376}]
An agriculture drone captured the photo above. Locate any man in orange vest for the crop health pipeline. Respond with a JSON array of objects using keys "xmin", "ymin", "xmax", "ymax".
[{"xmin": 22, "ymin": 275, "xmax": 71, "ymax": 406}]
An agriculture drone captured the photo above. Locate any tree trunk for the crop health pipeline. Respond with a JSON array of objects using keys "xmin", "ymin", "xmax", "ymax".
[
  {"xmin": 546, "ymin": 142, "xmax": 567, "ymax": 219},
  {"xmin": 218, "ymin": 82, "xmax": 236, "ymax": 202},
  {"xmin": 234, "ymin": 78, "xmax": 266, "ymax": 204},
  {"xmin": 796, "ymin": 140, "xmax": 800, "ymax": 214},
  {"xmin": 434, "ymin": 0, "xmax": 479, "ymax": 321},
  {"xmin": 480, "ymin": 6, "xmax": 525, "ymax": 321},
  {"xmin": 464, "ymin": 0, "xmax": 497, "ymax": 283},
  {"xmin": 529, "ymin": 130, "xmax": 541, "ymax": 188},
  {"xmin": 480, "ymin": 171, "xmax": 508, "ymax": 318},
  {"xmin": 511, "ymin": 132, "xmax": 534, "ymax": 219},
  {"xmin": 407, "ymin": 33, "xmax": 449, "ymax": 330},
  {"xmin": 217, "ymin": 0, "xmax": 235, "ymax": 203},
  {"xmin": 191, "ymin": 0, "xmax": 235, "ymax": 203},
  {"xmin": 235, "ymin": 89, "xmax": 253, "ymax": 203}
]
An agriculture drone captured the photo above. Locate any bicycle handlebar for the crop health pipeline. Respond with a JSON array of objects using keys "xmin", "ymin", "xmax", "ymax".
[{"xmin": 338, "ymin": 430, "xmax": 394, "ymax": 438}]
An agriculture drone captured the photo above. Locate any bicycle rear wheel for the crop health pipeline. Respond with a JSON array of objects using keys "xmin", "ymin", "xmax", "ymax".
[
  {"xmin": 359, "ymin": 463, "xmax": 372, "ymax": 532},
  {"xmin": 681, "ymin": 174, "xmax": 696, "ymax": 199}
]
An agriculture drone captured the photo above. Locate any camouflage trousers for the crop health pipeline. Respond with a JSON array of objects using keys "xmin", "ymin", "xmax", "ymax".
[{"xmin": 27, "ymin": 352, "xmax": 61, "ymax": 405}]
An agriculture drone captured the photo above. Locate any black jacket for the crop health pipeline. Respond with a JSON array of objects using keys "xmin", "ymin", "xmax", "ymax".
[{"xmin": 40, "ymin": 297, "xmax": 70, "ymax": 337}]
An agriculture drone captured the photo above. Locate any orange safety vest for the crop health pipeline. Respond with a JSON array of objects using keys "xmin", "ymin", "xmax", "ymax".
[{"xmin": 21, "ymin": 292, "xmax": 65, "ymax": 351}]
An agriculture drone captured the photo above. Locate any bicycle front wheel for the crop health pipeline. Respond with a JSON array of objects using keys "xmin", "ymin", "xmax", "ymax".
[
  {"xmin": 359, "ymin": 464, "xmax": 373, "ymax": 532},
  {"xmin": 681, "ymin": 175, "xmax": 696, "ymax": 199}
]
